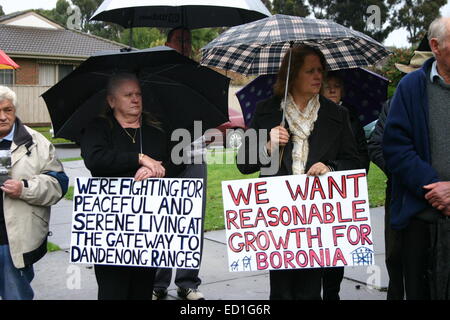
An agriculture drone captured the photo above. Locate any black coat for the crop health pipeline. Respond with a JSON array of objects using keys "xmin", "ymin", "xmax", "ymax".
[
  {"xmin": 237, "ymin": 95, "xmax": 360, "ymax": 177},
  {"xmin": 342, "ymin": 103, "xmax": 370, "ymax": 172},
  {"xmin": 80, "ymin": 113, "xmax": 183, "ymax": 178},
  {"xmin": 368, "ymin": 99, "xmax": 391, "ymax": 175}
]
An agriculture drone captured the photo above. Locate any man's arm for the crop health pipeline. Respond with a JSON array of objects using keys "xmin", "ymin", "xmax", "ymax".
[
  {"xmin": 383, "ymin": 81, "xmax": 440, "ymax": 199},
  {"xmin": 11, "ymin": 138, "xmax": 68, "ymax": 206}
]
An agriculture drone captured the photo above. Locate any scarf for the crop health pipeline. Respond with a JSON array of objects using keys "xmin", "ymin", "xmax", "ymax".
[{"xmin": 283, "ymin": 94, "xmax": 320, "ymax": 175}]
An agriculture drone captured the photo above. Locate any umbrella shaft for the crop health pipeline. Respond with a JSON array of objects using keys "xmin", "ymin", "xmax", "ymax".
[{"xmin": 281, "ymin": 49, "xmax": 292, "ymax": 128}]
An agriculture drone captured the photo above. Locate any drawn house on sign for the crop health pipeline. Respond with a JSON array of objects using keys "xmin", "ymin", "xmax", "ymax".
[{"xmin": 351, "ymin": 247, "xmax": 374, "ymax": 266}]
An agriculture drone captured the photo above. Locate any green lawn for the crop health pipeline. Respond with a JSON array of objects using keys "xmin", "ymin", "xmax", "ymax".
[
  {"xmin": 367, "ymin": 162, "xmax": 388, "ymax": 208},
  {"xmin": 62, "ymin": 150, "xmax": 387, "ymax": 232},
  {"xmin": 31, "ymin": 126, "xmax": 72, "ymax": 144}
]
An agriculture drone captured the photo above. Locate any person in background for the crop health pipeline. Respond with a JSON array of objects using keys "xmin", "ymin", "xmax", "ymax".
[
  {"xmin": 152, "ymin": 27, "xmax": 206, "ymax": 301},
  {"xmin": 165, "ymin": 27, "xmax": 192, "ymax": 58},
  {"xmin": 237, "ymin": 45, "xmax": 360, "ymax": 300},
  {"xmin": 383, "ymin": 16, "xmax": 450, "ymax": 300},
  {"xmin": 80, "ymin": 73, "xmax": 181, "ymax": 300},
  {"xmin": 320, "ymin": 72, "xmax": 370, "ymax": 300},
  {"xmin": 368, "ymin": 49, "xmax": 433, "ymax": 300},
  {"xmin": 0, "ymin": 86, "xmax": 68, "ymax": 300}
]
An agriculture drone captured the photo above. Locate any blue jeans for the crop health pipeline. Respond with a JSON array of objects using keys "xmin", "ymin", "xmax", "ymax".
[{"xmin": 0, "ymin": 245, "xmax": 34, "ymax": 300}]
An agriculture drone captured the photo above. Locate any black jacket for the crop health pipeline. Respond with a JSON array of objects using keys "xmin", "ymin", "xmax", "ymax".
[
  {"xmin": 237, "ymin": 95, "xmax": 360, "ymax": 177},
  {"xmin": 80, "ymin": 114, "xmax": 183, "ymax": 178},
  {"xmin": 368, "ymin": 99, "xmax": 391, "ymax": 175},
  {"xmin": 342, "ymin": 104, "xmax": 370, "ymax": 172}
]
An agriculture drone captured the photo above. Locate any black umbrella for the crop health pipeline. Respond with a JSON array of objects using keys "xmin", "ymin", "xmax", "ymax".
[
  {"xmin": 42, "ymin": 46, "xmax": 229, "ymax": 143},
  {"xmin": 90, "ymin": 0, "xmax": 271, "ymax": 29}
]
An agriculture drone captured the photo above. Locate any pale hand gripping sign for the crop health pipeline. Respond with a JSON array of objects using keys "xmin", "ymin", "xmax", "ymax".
[
  {"xmin": 222, "ymin": 170, "xmax": 374, "ymax": 272},
  {"xmin": 70, "ymin": 177, "xmax": 203, "ymax": 269}
]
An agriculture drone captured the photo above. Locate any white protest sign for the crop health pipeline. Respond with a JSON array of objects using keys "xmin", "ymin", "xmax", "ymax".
[
  {"xmin": 221, "ymin": 170, "xmax": 374, "ymax": 272},
  {"xmin": 70, "ymin": 177, "xmax": 203, "ymax": 269}
]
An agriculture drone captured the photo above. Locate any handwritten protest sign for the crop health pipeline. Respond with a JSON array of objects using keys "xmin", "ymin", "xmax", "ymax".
[
  {"xmin": 70, "ymin": 177, "xmax": 203, "ymax": 269},
  {"xmin": 222, "ymin": 170, "xmax": 374, "ymax": 272}
]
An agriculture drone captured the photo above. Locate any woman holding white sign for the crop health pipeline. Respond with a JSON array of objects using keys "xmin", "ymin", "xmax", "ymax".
[
  {"xmin": 80, "ymin": 73, "xmax": 182, "ymax": 300},
  {"xmin": 237, "ymin": 45, "xmax": 360, "ymax": 300}
]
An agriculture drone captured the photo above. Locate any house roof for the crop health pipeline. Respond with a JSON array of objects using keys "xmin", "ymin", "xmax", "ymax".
[
  {"xmin": 0, "ymin": 24, "xmax": 127, "ymax": 60},
  {"xmin": 0, "ymin": 10, "xmax": 34, "ymax": 23},
  {"xmin": 0, "ymin": 10, "xmax": 63, "ymax": 29}
]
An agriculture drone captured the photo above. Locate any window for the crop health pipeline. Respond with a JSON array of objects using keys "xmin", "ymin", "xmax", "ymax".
[
  {"xmin": 39, "ymin": 64, "xmax": 56, "ymax": 86},
  {"xmin": 0, "ymin": 70, "xmax": 14, "ymax": 85},
  {"xmin": 39, "ymin": 64, "xmax": 75, "ymax": 85},
  {"xmin": 58, "ymin": 64, "xmax": 75, "ymax": 81}
]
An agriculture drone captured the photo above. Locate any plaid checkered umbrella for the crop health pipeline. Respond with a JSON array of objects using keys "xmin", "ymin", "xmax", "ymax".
[{"xmin": 201, "ymin": 14, "xmax": 390, "ymax": 76}]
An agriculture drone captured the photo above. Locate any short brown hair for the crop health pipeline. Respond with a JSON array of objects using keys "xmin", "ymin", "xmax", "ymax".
[{"xmin": 273, "ymin": 45, "xmax": 327, "ymax": 97}]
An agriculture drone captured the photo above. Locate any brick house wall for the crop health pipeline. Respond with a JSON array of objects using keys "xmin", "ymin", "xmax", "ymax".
[{"xmin": 14, "ymin": 58, "xmax": 38, "ymax": 85}]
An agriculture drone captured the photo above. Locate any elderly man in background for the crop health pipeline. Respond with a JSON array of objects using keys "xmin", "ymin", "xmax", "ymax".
[
  {"xmin": 383, "ymin": 16, "xmax": 450, "ymax": 300},
  {"xmin": 369, "ymin": 48, "xmax": 433, "ymax": 300},
  {"xmin": 0, "ymin": 86, "xmax": 68, "ymax": 300}
]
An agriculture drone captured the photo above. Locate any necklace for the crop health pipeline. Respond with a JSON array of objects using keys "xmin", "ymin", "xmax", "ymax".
[{"xmin": 123, "ymin": 127, "xmax": 138, "ymax": 143}]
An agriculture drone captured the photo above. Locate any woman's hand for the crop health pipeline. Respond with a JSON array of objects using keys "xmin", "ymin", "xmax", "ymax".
[
  {"xmin": 137, "ymin": 154, "xmax": 166, "ymax": 179},
  {"xmin": 266, "ymin": 126, "xmax": 290, "ymax": 155},
  {"xmin": 306, "ymin": 162, "xmax": 330, "ymax": 176}
]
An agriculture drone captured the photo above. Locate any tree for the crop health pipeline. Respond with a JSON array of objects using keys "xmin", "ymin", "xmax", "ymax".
[
  {"xmin": 71, "ymin": 0, "xmax": 103, "ymax": 30},
  {"xmin": 391, "ymin": 0, "xmax": 447, "ymax": 45},
  {"xmin": 308, "ymin": 0, "xmax": 333, "ymax": 19},
  {"xmin": 323, "ymin": 0, "xmax": 397, "ymax": 43},
  {"xmin": 307, "ymin": 1, "xmax": 398, "ymax": 43},
  {"xmin": 119, "ymin": 28, "xmax": 165, "ymax": 49},
  {"xmin": 36, "ymin": 0, "xmax": 70, "ymax": 27},
  {"xmin": 191, "ymin": 28, "xmax": 221, "ymax": 60},
  {"xmin": 0, "ymin": 5, "xmax": 5, "ymax": 16},
  {"xmin": 272, "ymin": 0, "xmax": 310, "ymax": 17},
  {"xmin": 260, "ymin": 0, "xmax": 272, "ymax": 13}
]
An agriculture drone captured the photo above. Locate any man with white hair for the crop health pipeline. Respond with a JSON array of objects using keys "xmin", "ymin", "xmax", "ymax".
[
  {"xmin": 383, "ymin": 17, "xmax": 450, "ymax": 299},
  {"xmin": 0, "ymin": 86, "xmax": 68, "ymax": 300}
]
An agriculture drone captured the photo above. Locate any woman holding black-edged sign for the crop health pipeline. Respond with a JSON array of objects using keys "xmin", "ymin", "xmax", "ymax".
[{"xmin": 80, "ymin": 73, "xmax": 183, "ymax": 300}]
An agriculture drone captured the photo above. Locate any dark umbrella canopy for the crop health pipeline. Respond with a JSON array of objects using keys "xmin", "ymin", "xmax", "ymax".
[
  {"xmin": 90, "ymin": 0, "xmax": 271, "ymax": 29},
  {"xmin": 42, "ymin": 46, "xmax": 229, "ymax": 143},
  {"xmin": 201, "ymin": 14, "xmax": 391, "ymax": 76},
  {"xmin": 237, "ymin": 68, "xmax": 388, "ymax": 127}
]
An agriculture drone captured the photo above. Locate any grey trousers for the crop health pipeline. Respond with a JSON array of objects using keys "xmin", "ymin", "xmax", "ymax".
[{"xmin": 154, "ymin": 163, "xmax": 207, "ymax": 290}]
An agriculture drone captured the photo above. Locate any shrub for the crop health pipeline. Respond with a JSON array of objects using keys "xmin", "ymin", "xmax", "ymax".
[{"xmin": 379, "ymin": 48, "xmax": 415, "ymax": 95}]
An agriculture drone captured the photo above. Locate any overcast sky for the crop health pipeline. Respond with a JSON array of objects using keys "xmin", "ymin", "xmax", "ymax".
[{"xmin": 2, "ymin": 0, "xmax": 450, "ymax": 48}]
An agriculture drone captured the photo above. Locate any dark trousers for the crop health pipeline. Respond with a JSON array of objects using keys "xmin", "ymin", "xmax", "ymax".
[
  {"xmin": 269, "ymin": 268, "xmax": 322, "ymax": 300},
  {"xmin": 384, "ymin": 181, "xmax": 405, "ymax": 300},
  {"xmin": 400, "ymin": 217, "xmax": 431, "ymax": 300},
  {"xmin": 322, "ymin": 267, "xmax": 344, "ymax": 300},
  {"xmin": 154, "ymin": 163, "xmax": 206, "ymax": 290},
  {"xmin": 94, "ymin": 265, "xmax": 156, "ymax": 300}
]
